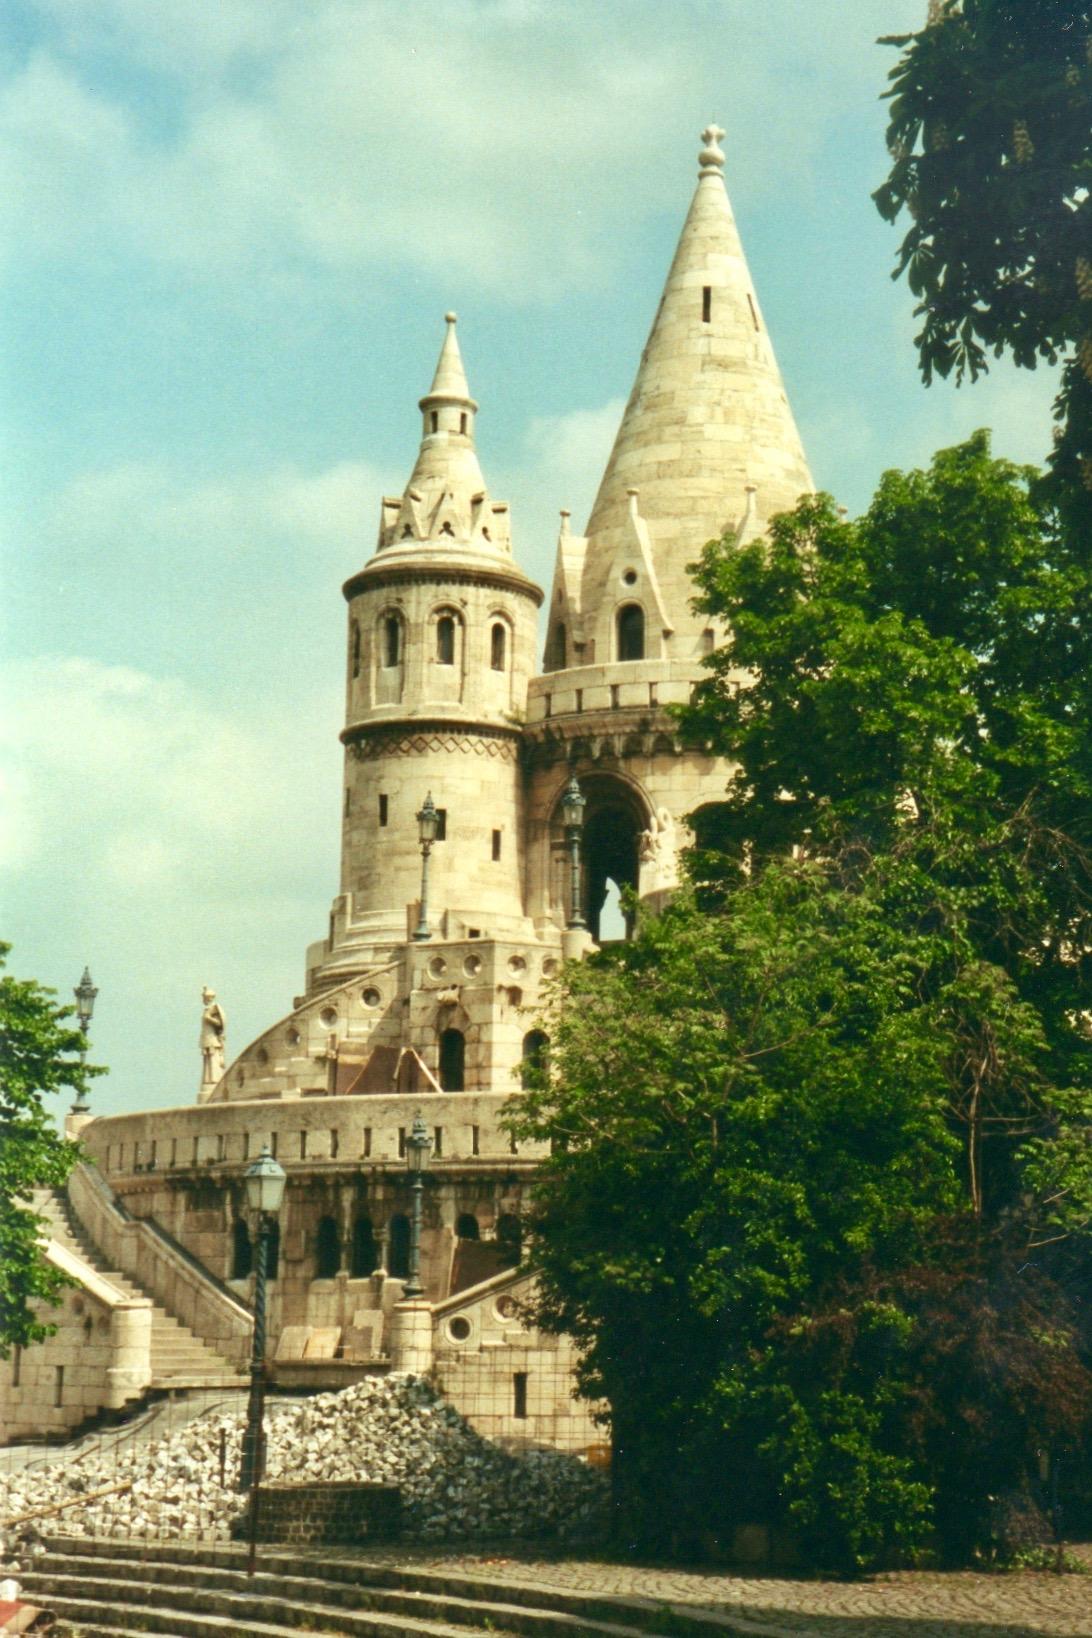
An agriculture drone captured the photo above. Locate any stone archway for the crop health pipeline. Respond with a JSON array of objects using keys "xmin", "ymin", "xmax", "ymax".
[{"xmin": 552, "ymin": 772, "xmax": 649, "ymax": 941}]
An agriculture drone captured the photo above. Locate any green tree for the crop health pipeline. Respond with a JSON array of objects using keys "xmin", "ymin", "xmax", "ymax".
[
  {"xmin": 512, "ymin": 437, "xmax": 1092, "ymax": 1569},
  {"xmin": 873, "ymin": 1, "xmax": 1092, "ymax": 530},
  {"xmin": 0, "ymin": 945, "xmax": 98, "ymax": 1353}
]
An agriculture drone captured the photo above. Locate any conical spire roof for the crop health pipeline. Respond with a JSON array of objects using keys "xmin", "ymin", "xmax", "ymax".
[{"xmin": 578, "ymin": 126, "xmax": 813, "ymax": 656}]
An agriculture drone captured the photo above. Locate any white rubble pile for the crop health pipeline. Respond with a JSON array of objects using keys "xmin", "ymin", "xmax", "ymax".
[{"xmin": 0, "ymin": 1375, "xmax": 608, "ymax": 1549}]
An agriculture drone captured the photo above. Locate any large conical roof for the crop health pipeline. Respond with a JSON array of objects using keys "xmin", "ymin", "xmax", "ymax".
[{"xmin": 579, "ymin": 126, "xmax": 813, "ymax": 656}]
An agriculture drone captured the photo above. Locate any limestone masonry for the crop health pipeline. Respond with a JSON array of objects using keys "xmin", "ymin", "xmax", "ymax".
[{"xmin": 2, "ymin": 127, "xmax": 814, "ymax": 1450}]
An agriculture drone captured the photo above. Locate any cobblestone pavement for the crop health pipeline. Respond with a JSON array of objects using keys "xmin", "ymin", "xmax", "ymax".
[{"xmin": 346, "ymin": 1542, "xmax": 1092, "ymax": 1638}]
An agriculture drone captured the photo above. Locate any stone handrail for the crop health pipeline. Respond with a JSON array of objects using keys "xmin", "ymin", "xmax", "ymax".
[{"xmin": 67, "ymin": 1162, "xmax": 253, "ymax": 1365}]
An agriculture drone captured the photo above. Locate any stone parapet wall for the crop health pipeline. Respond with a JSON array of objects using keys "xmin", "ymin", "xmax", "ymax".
[{"xmin": 241, "ymin": 1481, "xmax": 401, "ymax": 1546}]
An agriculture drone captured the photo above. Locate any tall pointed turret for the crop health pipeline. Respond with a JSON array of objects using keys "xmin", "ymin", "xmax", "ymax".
[{"xmin": 565, "ymin": 125, "xmax": 813, "ymax": 664}]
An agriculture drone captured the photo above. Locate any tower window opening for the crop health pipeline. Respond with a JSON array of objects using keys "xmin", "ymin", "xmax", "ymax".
[
  {"xmin": 513, "ymin": 1371, "xmax": 528, "ymax": 1419},
  {"xmin": 315, "ymin": 1215, "xmax": 340, "ymax": 1279},
  {"xmin": 437, "ymin": 615, "xmax": 455, "ymax": 665},
  {"xmin": 522, "ymin": 1029, "xmax": 550, "ymax": 1080},
  {"xmin": 436, "ymin": 808, "xmax": 447, "ymax": 841},
  {"xmin": 703, "ymin": 627, "xmax": 716, "ymax": 654},
  {"xmin": 398, "ymin": 1126, "xmax": 406, "ymax": 1158},
  {"xmin": 575, "ymin": 689, "xmax": 583, "ymax": 712},
  {"xmin": 266, "ymin": 1221, "xmax": 280, "ymax": 1280},
  {"xmin": 351, "ymin": 622, "xmax": 361, "ymax": 678},
  {"xmin": 617, "ymin": 603, "xmax": 645, "ymax": 661},
  {"xmin": 747, "ymin": 293, "xmax": 759, "ymax": 330},
  {"xmin": 610, "ymin": 684, "xmax": 620, "ymax": 709},
  {"xmin": 459, "ymin": 412, "xmax": 467, "ymax": 434},
  {"xmin": 492, "ymin": 829, "xmax": 502, "ymax": 861},
  {"xmin": 12, "ymin": 1347, "xmax": 21, "ymax": 1388},
  {"xmin": 702, "ymin": 285, "xmax": 712, "ymax": 323},
  {"xmin": 547, "ymin": 621, "xmax": 566, "ymax": 670},
  {"xmin": 433, "ymin": 1125, "xmax": 443, "ymax": 1156},
  {"xmin": 490, "ymin": 622, "xmax": 506, "ymax": 671},
  {"xmin": 300, "ymin": 1129, "xmax": 308, "ymax": 1160},
  {"xmin": 471, "ymin": 1124, "xmax": 480, "ymax": 1155},
  {"xmin": 363, "ymin": 1126, "xmax": 372, "ymax": 1158},
  {"xmin": 545, "ymin": 694, "xmax": 552, "ymax": 719},
  {"xmin": 456, "ymin": 1212, "xmax": 479, "ymax": 1240},
  {"xmin": 55, "ymin": 1365, "xmax": 64, "ymax": 1407},
  {"xmin": 430, "ymin": 410, "xmax": 438, "ymax": 432},
  {"xmin": 388, "ymin": 1213, "xmax": 411, "ymax": 1279},
  {"xmin": 352, "ymin": 1216, "xmax": 378, "ymax": 1277},
  {"xmin": 440, "ymin": 1027, "xmax": 466, "ymax": 1091},
  {"xmin": 384, "ymin": 616, "xmax": 401, "ymax": 668},
  {"xmin": 344, "ymin": 788, "xmax": 351, "ymax": 817},
  {"xmin": 379, "ymin": 793, "xmax": 388, "ymax": 826}
]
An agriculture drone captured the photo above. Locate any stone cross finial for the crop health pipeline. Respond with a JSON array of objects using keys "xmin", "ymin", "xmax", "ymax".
[{"xmin": 699, "ymin": 124, "xmax": 726, "ymax": 174}]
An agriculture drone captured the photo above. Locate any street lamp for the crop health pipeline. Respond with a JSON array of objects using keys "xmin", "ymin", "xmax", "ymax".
[
  {"xmin": 561, "ymin": 777, "xmax": 587, "ymax": 929},
  {"xmin": 238, "ymin": 1144, "xmax": 286, "ymax": 1493},
  {"xmin": 403, "ymin": 1113, "xmax": 433, "ymax": 1299},
  {"xmin": 71, "ymin": 966, "xmax": 98, "ymax": 1114},
  {"xmin": 413, "ymin": 793, "xmax": 441, "ymax": 941}
]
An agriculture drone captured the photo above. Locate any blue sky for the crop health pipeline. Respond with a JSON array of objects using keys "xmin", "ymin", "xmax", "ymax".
[{"xmin": 2, "ymin": 0, "xmax": 1059, "ymax": 1123}]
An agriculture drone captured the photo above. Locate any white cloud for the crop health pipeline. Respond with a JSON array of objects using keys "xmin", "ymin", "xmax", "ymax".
[{"xmin": 1, "ymin": 1, "xmax": 926, "ymax": 296}]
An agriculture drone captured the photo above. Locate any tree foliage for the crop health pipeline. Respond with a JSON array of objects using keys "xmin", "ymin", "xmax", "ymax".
[
  {"xmin": 873, "ymin": 1, "xmax": 1092, "ymax": 528},
  {"xmin": 512, "ymin": 438, "xmax": 1092, "ymax": 1570},
  {"xmin": 0, "ymin": 945, "xmax": 97, "ymax": 1354}
]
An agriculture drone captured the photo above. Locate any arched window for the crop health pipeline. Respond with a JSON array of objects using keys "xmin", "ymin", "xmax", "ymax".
[
  {"xmin": 351, "ymin": 1216, "xmax": 378, "ymax": 1277},
  {"xmin": 439, "ymin": 1027, "xmax": 465, "ymax": 1091},
  {"xmin": 265, "ymin": 1221, "xmax": 280, "ymax": 1282},
  {"xmin": 231, "ymin": 1219, "xmax": 252, "ymax": 1280},
  {"xmin": 617, "ymin": 604, "xmax": 645, "ymax": 661},
  {"xmin": 456, "ymin": 1212, "xmax": 480, "ymax": 1241},
  {"xmin": 350, "ymin": 621, "xmax": 361, "ymax": 679},
  {"xmin": 384, "ymin": 615, "xmax": 401, "ymax": 668},
  {"xmin": 546, "ymin": 621, "xmax": 566, "ymax": 671},
  {"xmin": 521, "ymin": 1030, "xmax": 549, "ymax": 1082},
  {"xmin": 436, "ymin": 615, "xmax": 455, "ymax": 665},
  {"xmin": 496, "ymin": 1212, "xmax": 522, "ymax": 1266},
  {"xmin": 388, "ymin": 1213, "xmax": 411, "ymax": 1279},
  {"xmin": 490, "ymin": 622, "xmax": 507, "ymax": 671},
  {"xmin": 315, "ymin": 1216, "xmax": 340, "ymax": 1279}
]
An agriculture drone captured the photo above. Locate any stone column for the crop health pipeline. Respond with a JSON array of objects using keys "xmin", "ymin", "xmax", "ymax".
[
  {"xmin": 105, "ymin": 1300, "xmax": 153, "ymax": 1408},
  {"xmin": 388, "ymin": 1300, "xmax": 433, "ymax": 1373}
]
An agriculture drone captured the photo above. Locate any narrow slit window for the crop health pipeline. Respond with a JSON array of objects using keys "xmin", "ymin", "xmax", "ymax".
[
  {"xmin": 575, "ymin": 689, "xmax": 583, "ymax": 712},
  {"xmin": 430, "ymin": 410, "xmax": 438, "ymax": 432},
  {"xmin": 300, "ymin": 1129, "xmax": 308, "ymax": 1160},
  {"xmin": 436, "ymin": 615, "xmax": 456, "ymax": 665},
  {"xmin": 344, "ymin": 788, "xmax": 351, "ymax": 817},
  {"xmin": 610, "ymin": 684, "xmax": 620, "ymax": 709},
  {"xmin": 363, "ymin": 1126, "xmax": 372, "ymax": 1158},
  {"xmin": 513, "ymin": 1372, "xmax": 528, "ymax": 1419},
  {"xmin": 351, "ymin": 622, "xmax": 361, "ymax": 679},
  {"xmin": 492, "ymin": 829, "xmax": 502, "ymax": 861},
  {"xmin": 384, "ymin": 616, "xmax": 401, "ymax": 668},
  {"xmin": 55, "ymin": 1365, "xmax": 65, "ymax": 1408},
  {"xmin": 433, "ymin": 1126, "xmax": 443, "ymax": 1157},
  {"xmin": 702, "ymin": 285, "xmax": 712, "ymax": 323},
  {"xmin": 398, "ymin": 1126, "xmax": 406, "ymax": 1158},
  {"xmin": 459, "ymin": 412, "xmax": 467, "ymax": 434},
  {"xmin": 747, "ymin": 293, "xmax": 759, "ymax": 331},
  {"xmin": 490, "ymin": 622, "xmax": 506, "ymax": 671},
  {"xmin": 471, "ymin": 1124, "xmax": 480, "ymax": 1156},
  {"xmin": 379, "ymin": 794, "xmax": 388, "ymax": 827},
  {"xmin": 435, "ymin": 808, "xmax": 447, "ymax": 841}
]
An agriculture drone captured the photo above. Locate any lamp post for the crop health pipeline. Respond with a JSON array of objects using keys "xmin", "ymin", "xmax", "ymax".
[
  {"xmin": 561, "ymin": 777, "xmax": 587, "ymax": 929},
  {"xmin": 71, "ymin": 966, "xmax": 98, "ymax": 1115},
  {"xmin": 403, "ymin": 1113, "xmax": 433, "ymax": 1298},
  {"xmin": 413, "ymin": 793, "xmax": 441, "ymax": 941},
  {"xmin": 238, "ymin": 1145, "xmax": 286, "ymax": 1493}
]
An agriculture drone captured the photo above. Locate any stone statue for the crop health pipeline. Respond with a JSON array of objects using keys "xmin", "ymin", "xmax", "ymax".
[
  {"xmin": 638, "ymin": 807, "xmax": 679, "ymax": 893},
  {"xmin": 200, "ymin": 987, "xmax": 226, "ymax": 1089}
]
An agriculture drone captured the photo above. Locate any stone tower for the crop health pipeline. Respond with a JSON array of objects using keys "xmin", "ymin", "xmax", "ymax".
[
  {"xmin": 523, "ymin": 126, "xmax": 814, "ymax": 936},
  {"xmin": 320, "ymin": 313, "xmax": 542, "ymax": 982}
]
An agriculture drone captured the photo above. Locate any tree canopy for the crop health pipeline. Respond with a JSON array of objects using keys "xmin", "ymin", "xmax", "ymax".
[
  {"xmin": 512, "ymin": 438, "xmax": 1092, "ymax": 1570},
  {"xmin": 874, "ymin": 1, "xmax": 1092, "ymax": 529},
  {"xmin": 0, "ymin": 945, "xmax": 97, "ymax": 1354}
]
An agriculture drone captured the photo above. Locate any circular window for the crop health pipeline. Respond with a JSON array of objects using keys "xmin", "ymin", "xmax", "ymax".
[
  {"xmin": 286, "ymin": 1027, "xmax": 301, "ymax": 1047},
  {"xmin": 319, "ymin": 1006, "xmax": 338, "ymax": 1027},
  {"xmin": 361, "ymin": 987, "xmax": 381, "ymax": 1009},
  {"xmin": 622, "ymin": 568, "xmax": 638, "ymax": 586},
  {"xmin": 447, "ymin": 1315, "xmax": 472, "ymax": 1343},
  {"xmin": 428, "ymin": 956, "xmax": 448, "ymax": 979},
  {"xmin": 464, "ymin": 954, "xmax": 482, "ymax": 977},
  {"xmin": 541, "ymin": 957, "xmax": 558, "ymax": 978},
  {"xmin": 507, "ymin": 954, "xmax": 527, "ymax": 976}
]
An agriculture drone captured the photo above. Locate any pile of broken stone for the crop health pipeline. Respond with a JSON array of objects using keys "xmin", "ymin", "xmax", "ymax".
[{"xmin": 0, "ymin": 1375, "xmax": 608, "ymax": 1550}]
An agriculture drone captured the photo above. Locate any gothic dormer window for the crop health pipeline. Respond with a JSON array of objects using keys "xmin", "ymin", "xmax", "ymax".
[{"xmin": 617, "ymin": 603, "xmax": 645, "ymax": 661}]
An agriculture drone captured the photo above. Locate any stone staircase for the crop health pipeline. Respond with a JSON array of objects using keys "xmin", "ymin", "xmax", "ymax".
[
  {"xmin": 24, "ymin": 1538, "xmax": 741, "ymax": 1638},
  {"xmin": 37, "ymin": 1192, "xmax": 243, "ymax": 1391}
]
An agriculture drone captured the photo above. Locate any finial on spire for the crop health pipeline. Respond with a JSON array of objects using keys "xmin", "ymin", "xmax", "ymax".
[
  {"xmin": 445, "ymin": 311, "xmax": 457, "ymax": 325},
  {"xmin": 699, "ymin": 124, "xmax": 726, "ymax": 175}
]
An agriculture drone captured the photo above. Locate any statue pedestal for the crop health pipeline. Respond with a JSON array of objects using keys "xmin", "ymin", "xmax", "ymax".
[{"xmin": 562, "ymin": 927, "xmax": 597, "ymax": 962}]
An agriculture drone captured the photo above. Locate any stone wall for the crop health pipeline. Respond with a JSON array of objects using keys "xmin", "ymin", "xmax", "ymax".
[
  {"xmin": 241, "ymin": 1480, "xmax": 401, "ymax": 1546},
  {"xmin": 0, "ymin": 1245, "xmax": 151, "ymax": 1442}
]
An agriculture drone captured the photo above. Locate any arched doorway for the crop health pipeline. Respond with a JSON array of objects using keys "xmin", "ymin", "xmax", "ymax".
[
  {"xmin": 439, "ymin": 1027, "xmax": 465, "ymax": 1091},
  {"xmin": 583, "ymin": 781, "xmax": 646, "ymax": 941}
]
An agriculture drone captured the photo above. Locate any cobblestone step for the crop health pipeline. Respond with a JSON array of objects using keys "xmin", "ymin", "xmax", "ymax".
[{"xmin": 36, "ymin": 1540, "xmax": 781, "ymax": 1638}]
